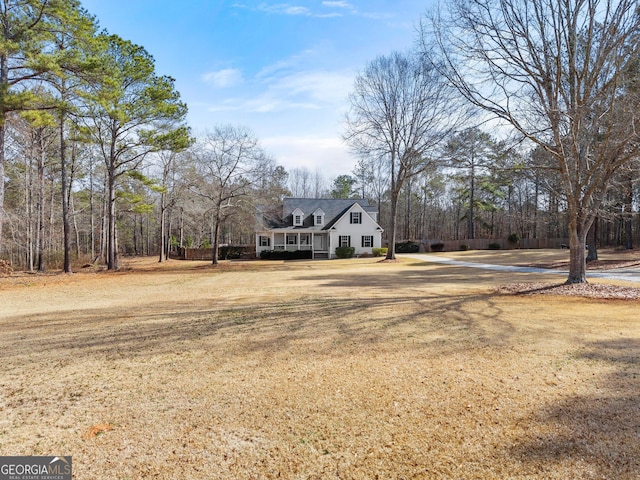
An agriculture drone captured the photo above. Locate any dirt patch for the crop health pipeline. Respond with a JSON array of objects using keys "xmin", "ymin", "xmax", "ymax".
[{"xmin": 497, "ymin": 282, "xmax": 640, "ymax": 300}]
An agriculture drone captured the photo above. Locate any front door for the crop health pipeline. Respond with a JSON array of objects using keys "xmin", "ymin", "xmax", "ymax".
[{"xmin": 313, "ymin": 234, "xmax": 327, "ymax": 251}]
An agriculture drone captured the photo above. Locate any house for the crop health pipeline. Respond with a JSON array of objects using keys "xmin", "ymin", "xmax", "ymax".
[{"xmin": 255, "ymin": 198, "xmax": 384, "ymax": 259}]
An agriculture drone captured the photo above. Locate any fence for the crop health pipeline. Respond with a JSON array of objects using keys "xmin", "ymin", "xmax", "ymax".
[
  {"xmin": 423, "ymin": 238, "xmax": 569, "ymax": 252},
  {"xmin": 169, "ymin": 245, "xmax": 255, "ymax": 260}
]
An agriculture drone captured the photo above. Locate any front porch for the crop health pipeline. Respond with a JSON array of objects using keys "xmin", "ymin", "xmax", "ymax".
[{"xmin": 256, "ymin": 231, "xmax": 330, "ymax": 259}]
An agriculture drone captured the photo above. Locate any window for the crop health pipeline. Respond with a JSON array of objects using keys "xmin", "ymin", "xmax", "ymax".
[
  {"xmin": 259, "ymin": 236, "xmax": 270, "ymax": 247},
  {"xmin": 294, "ymin": 215, "xmax": 302, "ymax": 226},
  {"xmin": 361, "ymin": 236, "xmax": 373, "ymax": 248},
  {"xmin": 286, "ymin": 234, "xmax": 297, "ymax": 245},
  {"xmin": 300, "ymin": 234, "xmax": 310, "ymax": 245},
  {"xmin": 339, "ymin": 235, "xmax": 351, "ymax": 247},
  {"xmin": 350, "ymin": 212, "xmax": 362, "ymax": 224},
  {"xmin": 316, "ymin": 215, "xmax": 323, "ymax": 225}
]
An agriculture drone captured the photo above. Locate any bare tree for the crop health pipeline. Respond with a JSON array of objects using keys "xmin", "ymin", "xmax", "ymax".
[
  {"xmin": 190, "ymin": 125, "xmax": 272, "ymax": 265},
  {"xmin": 426, "ymin": 0, "xmax": 640, "ymax": 283},
  {"xmin": 289, "ymin": 167, "xmax": 312, "ymax": 198},
  {"xmin": 344, "ymin": 50, "xmax": 464, "ymax": 260}
]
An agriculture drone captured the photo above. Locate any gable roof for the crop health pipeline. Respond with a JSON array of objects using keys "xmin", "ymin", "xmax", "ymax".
[
  {"xmin": 283, "ymin": 198, "xmax": 377, "ymax": 222},
  {"xmin": 258, "ymin": 197, "xmax": 380, "ymax": 231}
]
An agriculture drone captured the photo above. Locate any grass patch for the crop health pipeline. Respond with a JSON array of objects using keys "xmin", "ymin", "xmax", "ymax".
[{"xmin": 1, "ymin": 254, "xmax": 639, "ymax": 478}]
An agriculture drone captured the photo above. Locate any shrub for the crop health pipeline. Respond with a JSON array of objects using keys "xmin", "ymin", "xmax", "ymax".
[
  {"xmin": 259, "ymin": 250, "xmax": 312, "ymax": 260},
  {"xmin": 460, "ymin": 244, "xmax": 470, "ymax": 251},
  {"xmin": 219, "ymin": 245, "xmax": 251, "ymax": 259},
  {"xmin": 395, "ymin": 241, "xmax": 419, "ymax": 253},
  {"xmin": 335, "ymin": 246, "xmax": 355, "ymax": 258},
  {"xmin": 488, "ymin": 242, "xmax": 501, "ymax": 250},
  {"xmin": 372, "ymin": 247, "xmax": 388, "ymax": 257},
  {"xmin": 430, "ymin": 242, "xmax": 445, "ymax": 252},
  {"xmin": 507, "ymin": 233, "xmax": 520, "ymax": 245}
]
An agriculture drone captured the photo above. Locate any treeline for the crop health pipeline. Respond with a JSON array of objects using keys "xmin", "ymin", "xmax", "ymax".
[
  {"xmin": 0, "ymin": 1, "xmax": 190, "ymax": 272},
  {"xmin": 1, "ymin": 0, "xmax": 638, "ymax": 273},
  {"xmin": 4, "ymin": 102, "xmax": 638, "ymax": 272}
]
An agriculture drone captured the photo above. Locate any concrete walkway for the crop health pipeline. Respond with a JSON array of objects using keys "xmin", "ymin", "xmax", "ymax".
[{"xmin": 399, "ymin": 254, "xmax": 640, "ymax": 283}]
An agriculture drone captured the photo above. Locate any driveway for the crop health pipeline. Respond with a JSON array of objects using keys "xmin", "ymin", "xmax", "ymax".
[{"xmin": 399, "ymin": 253, "xmax": 640, "ymax": 283}]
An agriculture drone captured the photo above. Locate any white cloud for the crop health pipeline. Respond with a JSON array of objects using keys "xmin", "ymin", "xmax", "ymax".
[
  {"xmin": 256, "ymin": 3, "xmax": 342, "ymax": 18},
  {"xmin": 256, "ymin": 49, "xmax": 316, "ymax": 79},
  {"xmin": 258, "ymin": 3, "xmax": 310, "ymax": 15},
  {"xmin": 202, "ymin": 68, "xmax": 243, "ymax": 88},
  {"xmin": 205, "ymin": 69, "xmax": 353, "ymax": 114},
  {"xmin": 262, "ymin": 135, "xmax": 354, "ymax": 178},
  {"xmin": 271, "ymin": 70, "xmax": 353, "ymax": 103},
  {"xmin": 322, "ymin": 1, "xmax": 353, "ymax": 10}
]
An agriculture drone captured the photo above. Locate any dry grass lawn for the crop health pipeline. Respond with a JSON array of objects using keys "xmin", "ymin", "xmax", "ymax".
[{"xmin": 1, "ymin": 251, "xmax": 640, "ymax": 479}]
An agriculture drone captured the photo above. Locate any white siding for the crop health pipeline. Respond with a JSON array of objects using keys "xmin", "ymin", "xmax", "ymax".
[{"xmin": 329, "ymin": 204, "xmax": 382, "ymax": 257}]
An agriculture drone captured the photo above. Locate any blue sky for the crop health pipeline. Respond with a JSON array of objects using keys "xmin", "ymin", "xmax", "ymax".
[{"xmin": 79, "ymin": 1, "xmax": 432, "ymax": 179}]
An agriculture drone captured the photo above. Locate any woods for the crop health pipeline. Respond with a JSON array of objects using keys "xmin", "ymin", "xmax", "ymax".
[{"xmin": 0, "ymin": 0, "xmax": 639, "ymax": 284}]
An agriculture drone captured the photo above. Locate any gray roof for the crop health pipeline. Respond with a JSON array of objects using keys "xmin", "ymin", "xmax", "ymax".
[
  {"xmin": 284, "ymin": 197, "xmax": 376, "ymax": 219},
  {"xmin": 258, "ymin": 197, "xmax": 379, "ymax": 230}
]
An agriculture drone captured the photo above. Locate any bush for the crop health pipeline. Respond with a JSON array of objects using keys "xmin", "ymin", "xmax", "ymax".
[
  {"xmin": 259, "ymin": 250, "xmax": 312, "ymax": 260},
  {"xmin": 430, "ymin": 242, "xmax": 445, "ymax": 252},
  {"xmin": 219, "ymin": 245, "xmax": 252, "ymax": 260},
  {"xmin": 395, "ymin": 241, "xmax": 419, "ymax": 253},
  {"xmin": 460, "ymin": 244, "xmax": 470, "ymax": 251},
  {"xmin": 507, "ymin": 233, "xmax": 520, "ymax": 245},
  {"xmin": 372, "ymin": 247, "xmax": 388, "ymax": 257},
  {"xmin": 488, "ymin": 242, "xmax": 501, "ymax": 250},
  {"xmin": 335, "ymin": 246, "xmax": 355, "ymax": 258}
]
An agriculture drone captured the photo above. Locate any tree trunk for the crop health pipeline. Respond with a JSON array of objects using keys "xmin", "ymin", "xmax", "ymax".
[
  {"xmin": 107, "ymin": 169, "xmax": 118, "ymax": 270},
  {"xmin": 70, "ymin": 191, "xmax": 80, "ymax": 258},
  {"xmin": 624, "ymin": 175, "xmax": 633, "ymax": 249},
  {"xmin": 0, "ymin": 50, "xmax": 7, "ymax": 256},
  {"xmin": 385, "ymin": 190, "xmax": 399, "ymax": 260},
  {"xmin": 25, "ymin": 154, "xmax": 34, "ymax": 272},
  {"xmin": 60, "ymin": 111, "xmax": 72, "ymax": 273},
  {"xmin": 36, "ymin": 142, "xmax": 45, "ymax": 272},
  {"xmin": 566, "ymin": 222, "xmax": 589, "ymax": 284},
  {"xmin": 0, "ymin": 121, "xmax": 4, "ymax": 258},
  {"xmin": 468, "ymin": 163, "xmax": 475, "ymax": 239},
  {"xmin": 159, "ymin": 191, "xmax": 166, "ymax": 262},
  {"xmin": 212, "ymin": 208, "xmax": 221, "ymax": 265},
  {"xmin": 586, "ymin": 219, "xmax": 598, "ymax": 263}
]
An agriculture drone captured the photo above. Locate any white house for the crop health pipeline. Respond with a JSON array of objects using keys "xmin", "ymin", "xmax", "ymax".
[{"xmin": 255, "ymin": 198, "xmax": 384, "ymax": 259}]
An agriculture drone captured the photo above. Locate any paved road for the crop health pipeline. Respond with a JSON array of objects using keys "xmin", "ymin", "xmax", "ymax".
[{"xmin": 399, "ymin": 254, "xmax": 640, "ymax": 283}]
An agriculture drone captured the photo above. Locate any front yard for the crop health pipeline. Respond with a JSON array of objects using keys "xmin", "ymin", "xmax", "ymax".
[{"xmin": 1, "ymin": 254, "xmax": 639, "ymax": 478}]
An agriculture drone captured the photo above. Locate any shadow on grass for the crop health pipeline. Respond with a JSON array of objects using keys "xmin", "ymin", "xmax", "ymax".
[
  {"xmin": 0, "ymin": 287, "xmax": 514, "ymax": 365},
  {"xmin": 510, "ymin": 338, "xmax": 640, "ymax": 478}
]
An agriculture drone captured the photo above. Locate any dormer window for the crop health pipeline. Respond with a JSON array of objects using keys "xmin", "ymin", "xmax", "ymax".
[
  {"xmin": 313, "ymin": 208, "xmax": 325, "ymax": 226},
  {"xmin": 292, "ymin": 208, "xmax": 304, "ymax": 226}
]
